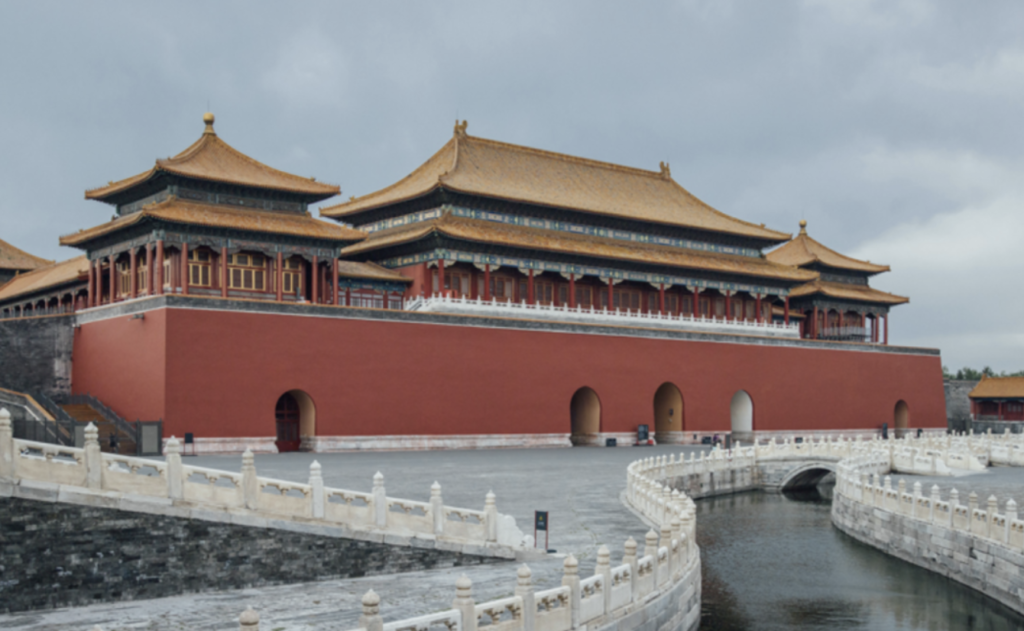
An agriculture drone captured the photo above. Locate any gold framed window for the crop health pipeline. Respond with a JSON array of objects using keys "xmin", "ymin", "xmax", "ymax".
[
  {"xmin": 228, "ymin": 253, "xmax": 266, "ymax": 291},
  {"xmin": 188, "ymin": 249, "xmax": 212, "ymax": 287},
  {"xmin": 136, "ymin": 260, "xmax": 148, "ymax": 293},
  {"xmin": 283, "ymin": 257, "xmax": 303, "ymax": 295},
  {"xmin": 116, "ymin": 261, "xmax": 131, "ymax": 297}
]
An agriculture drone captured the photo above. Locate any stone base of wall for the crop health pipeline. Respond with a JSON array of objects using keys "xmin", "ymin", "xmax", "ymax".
[
  {"xmin": 831, "ymin": 492, "xmax": 1024, "ymax": 615},
  {"xmin": 309, "ymin": 433, "xmax": 572, "ymax": 451},
  {"xmin": 0, "ymin": 494, "xmax": 505, "ymax": 614}
]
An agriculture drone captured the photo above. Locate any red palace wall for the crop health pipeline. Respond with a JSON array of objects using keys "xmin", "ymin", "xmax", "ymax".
[{"xmin": 72, "ymin": 304, "xmax": 946, "ymax": 443}]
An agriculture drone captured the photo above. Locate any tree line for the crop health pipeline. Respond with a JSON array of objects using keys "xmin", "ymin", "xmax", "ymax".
[{"xmin": 942, "ymin": 366, "xmax": 1024, "ymax": 380}]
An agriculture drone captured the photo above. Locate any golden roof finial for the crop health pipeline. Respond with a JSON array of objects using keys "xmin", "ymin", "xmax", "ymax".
[
  {"xmin": 203, "ymin": 112, "xmax": 215, "ymax": 135},
  {"xmin": 659, "ymin": 161, "xmax": 671, "ymax": 179},
  {"xmin": 799, "ymin": 219, "xmax": 807, "ymax": 235},
  {"xmin": 454, "ymin": 119, "xmax": 468, "ymax": 137}
]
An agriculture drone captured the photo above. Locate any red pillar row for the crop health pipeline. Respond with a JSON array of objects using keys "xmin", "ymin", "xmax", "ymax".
[
  {"xmin": 108, "ymin": 255, "xmax": 116, "ymax": 304},
  {"xmin": 484, "ymin": 264, "xmax": 491, "ymax": 300},
  {"xmin": 222, "ymin": 247, "xmax": 229, "ymax": 298},
  {"xmin": 146, "ymin": 245, "xmax": 154, "ymax": 296},
  {"xmin": 332, "ymin": 258, "xmax": 340, "ymax": 306},
  {"xmin": 755, "ymin": 293, "xmax": 762, "ymax": 323},
  {"xmin": 527, "ymin": 269, "xmax": 535, "ymax": 305},
  {"xmin": 658, "ymin": 284, "xmax": 666, "ymax": 314},
  {"xmin": 155, "ymin": 240, "xmax": 165, "ymax": 296},
  {"xmin": 129, "ymin": 249, "xmax": 138, "ymax": 299},
  {"xmin": 181, "ymin": 242, "xmax": 190, "ymax": 296},
  {"xmin": 569, "ymin": 274, "xmax": 576, "ymax": 308},
  {"xmin": 311, "ymin": 255, "xmax": 319, "ymax": 304}
]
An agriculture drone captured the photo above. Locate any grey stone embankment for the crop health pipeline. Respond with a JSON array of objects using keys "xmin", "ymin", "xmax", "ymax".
[
  {"xmin": 831, "ymin": 490, "xmax": 1024, "ymax": 615},
  {"xmin": 0, "ymin": 493, "xmax": 500, "ymax": 614},
  {"xmin": 0, "ymin": 314, "xmax": 73, "ymax": 396}
]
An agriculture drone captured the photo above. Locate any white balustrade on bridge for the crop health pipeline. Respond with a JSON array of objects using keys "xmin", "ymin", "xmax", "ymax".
[
  {"xmin": 0, "ymin": 409, "xmax": 522, "ymax": 551},
  {"xmin": 405, "ymin": 294, "xmax": 800, "ymax": 339}
]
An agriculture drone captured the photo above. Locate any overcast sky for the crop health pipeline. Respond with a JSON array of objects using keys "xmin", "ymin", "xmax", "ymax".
[{"xmin": 1, "ymin": 1, "xmax": 1021, "ymax": 371}]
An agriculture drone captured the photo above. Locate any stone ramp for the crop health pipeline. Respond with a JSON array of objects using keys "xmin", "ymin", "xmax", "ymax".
[{"xmin": 60, "ymin": 402, "xmax": 136, "ymax": 454}]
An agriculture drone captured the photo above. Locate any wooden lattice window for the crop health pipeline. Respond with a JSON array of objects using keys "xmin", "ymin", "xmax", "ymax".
[
  {"xmin": 116, "ymin": 261, "xmax": 131, "ymax": 297},
  {"xmin": 229, "ymin": 253, "xmax": 266, "ymax": 291},
  {"xmin": 136, "ymin": 259, "xmax": 148, "ymax": 293},
  {"xmin": 188, "ymin": 249, "xmax": 212, "ymax": 287},
  {"xmin": 282, "ymin": 257, "xmax": 303, "ymax": 295}
]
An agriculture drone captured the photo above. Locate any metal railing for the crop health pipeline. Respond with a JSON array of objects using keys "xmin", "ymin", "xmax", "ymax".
[{"xmin": 53, "ymin": 393, "xmax": 163, "ymax": 455}]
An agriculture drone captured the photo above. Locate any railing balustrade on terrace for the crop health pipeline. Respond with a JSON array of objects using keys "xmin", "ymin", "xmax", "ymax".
[{"xmin": 405, "ymin": 294, "xmax": 800, "ymax": 338}]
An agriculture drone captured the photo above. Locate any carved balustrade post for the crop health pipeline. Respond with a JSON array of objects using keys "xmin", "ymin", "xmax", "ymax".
[
  {"xmin": 241, "ymin": 448, "xmax": 258, "ymax": 510},
  {"xmin": 670, "ymin": 518, "xmax": 683, "ymax": 577},
  {"xmin": 595, "ymin": 545, "xmax": 612, "ymax": 615},
  {"xmin": 359, "ymin": 590, "xmax": 383, "ymax": 631},
  {"xmin": 84, "ymin": 422, "xmax": 102, "ymax": 490},
  {"xmin": 309, "ymin": 460, "xmax": 324, "ymax": 519},
  {"xmin": 912, "ymin": 482, "xmax": 922, "ymax": 519},
  {"xmin": 988, "ymin": 495, "xmax": 999, "ymax": 540},
  {"xmin": 969, "ymin": 492, "xmax": 979, "ymax": 533},
  {"xmin": 1006, "ymin": 499, "xmax": 1018, "ymax": 544},
  {"xmin": 660, "ymin": 523, "xmax": 673, "ymax": 580},
  {"xmin": 485, "ymin": 490, "xmax": 498, "ymax": 542},
  {"xmin": 431, "ymin": 481, "xmax": 445, "ymax": 536},
  {"xmin": 165, "ymin": 436, "xmax": 183, "ymax": 500},
  {"xmin": 644, "ymin": 529, "xmax": 659, "ymax": 586},
  {"xmin": 453, "ymin": 575, "xmax": 477, "ymax": 631},
  {"xmin": 515, "ymin": 564, "xmax": 535, "ymax": 631},
  {"xmin": 373, "ymin": 471, "xmax": 387, "ymax": 528},
  {"xmin": 0, "ymin": 408, "xmax": 12, "ymax": 480},
  {"xmin": 950, "ymin": 489, "xmax": 960, "ymax": 528},
  {"xmin": 623, "ymin": 536, "xmax": 638, "ymax": 602},
  {"xmin": 562, "ymin": 554, "xmax": 580, "ymax": 629},
  {"xmin": 239, "ymin": 607, "xmax": 260, "ymax": 631},
  {"xmin": 930, "ymin": 485, "xmax": 940, "ymax": 523}
]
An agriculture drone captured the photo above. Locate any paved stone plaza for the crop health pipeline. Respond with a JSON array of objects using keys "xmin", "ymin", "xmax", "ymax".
[{"xmin": 0, "ymin": 445, "xmax": 701, "ymax": 631}]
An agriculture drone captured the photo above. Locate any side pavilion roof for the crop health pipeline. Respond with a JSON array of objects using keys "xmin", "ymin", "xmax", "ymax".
[
  {"xmin": 85, "ymin": 114, "xmax": 340, "ymax": 203},
  {"xmin": 0, "ymin": 256, "xmax": 88, "ymax": 303},
  {"xmin": 969, "ymin": 377, "xmax": 1024, "ymax": 400},
  {"xmin": 766, "ymin": 220, "xmax": 890, "ymax": 274},
  {"xmin": 0, "ymin": 238, "xmax": 52, "ymax": 272}
]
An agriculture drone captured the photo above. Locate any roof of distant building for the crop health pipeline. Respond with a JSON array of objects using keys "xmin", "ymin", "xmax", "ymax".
[
  {"xmin": 766, "ymin": 220, "xmax": 890, "ymax": 274},
  {"xmin": 0, "ymin": 238, "xmax": 53, "ymax": 272},
  {"xmin": 322, "ymin": 122, "xmax": 790, "ymax": 243},
  {"xmin": 969, "ymin": 376, "xmax": 1024, "ymax": 400},
  {"xmin": 0, "ymin": 255, "xmax": 88, "ymax": 303},
  {"xmin": 85, "ymin": 113, "xmax": 340, "ymax": 203}
]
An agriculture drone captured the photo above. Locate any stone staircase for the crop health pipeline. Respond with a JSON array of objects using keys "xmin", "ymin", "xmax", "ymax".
[{"xmin": 60, "ymin": 403, "xmax": 136, "ymax": 455}]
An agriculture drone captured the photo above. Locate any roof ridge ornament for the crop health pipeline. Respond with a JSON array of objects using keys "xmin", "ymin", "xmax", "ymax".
[
  {"xmin": 454, "ymin": 119, "xmax": 468, "ymax": 138},
  {"xmin": 799, "ymin": 219, "xmax": 807, "ymax": 235},
  {"xmin": 203, "ymin": 112, "xmax": 215, "ymax": 135},
  {"xmin": 659, "ymin": 161, "xmax": 671, "ymax": 179}
]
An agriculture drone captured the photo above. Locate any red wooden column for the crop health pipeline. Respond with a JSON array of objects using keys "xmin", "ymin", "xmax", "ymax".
[
  {"xmin": 884, "ymin": 315, "xmax": 889, "ymax": 345},
  {"xmin": 87, "ymin": 259, "xmax": 95, "ymax": 307},
  {"xmin": 838, "ymin": 311, "xmax": 844, "ymax": 335},
  {"xmin": 812, "ymin": 306, "xmax": 819, "ymax": 339},
  {"xmin": 332, "ymin": 258, "xmax": 340, "ymax": 306},
  {"xmin": 221, "ymin": 247, "xmax": 229, "ymax": 298},
  {"xmin": 311, "ymin": 255, "xmax": 319, "ymax": 303},
  {"xmin": 724, "ymin": 291, "xmax": 732, "ymax": 321},
  {"xmin": 146, "ymin": 245, "xmax": 154, "ymax": 296},
  {"xmin": 658, "ymin": 284, "xmax": 666, "ymax": 314},
  {"xmin": 155, "ymin": 241, "xmax": 164, "ymax": 296},
  {"xmin": 483, "ymin": 264, "xmax": 491, "ymax": 300},
  {"xmin": 181, "ymin": 242, "xmax": 190, "ymax": 296},
  {"xmin": 691, "ymin": 287, "xmax": 700, "ymax": 316},
  {"xmin": 607, "ymin": 278, "xmax": 614, "ymax": 311},
  {"xmin": 275, "ymin": 252, "xmax": 284, "ymax": 301},
  {"xmin": 108, "ymin": 255, "xmax": 116, "ymax": 304},
  {"xmin": 784, "ymin": 296, "xmax": 790, "ymax": 325},
  {"xmin": 345, "ymin": 288, "xmax": 351, "ymax": 306},
  {"xmin": 129, "ymin": 249, "xmax": 138, "ymax": 299},
  {"xmin": 755, "ymin": 293, "xmax": 762, "ymax": 323},
  {"xmin": 569, "ymin": 274, "xmax": 576, "ymax": 308},
  {"xmin": 527, "ymin": 269, "xmax": 535, "ymax": 305},
  {"xmin": 999, "ymin": 401, "xmax": 1004, "ymax": 421},
  {"xmin": 437, "ymin": 259, "xmax": 445, "ymax": 297}
]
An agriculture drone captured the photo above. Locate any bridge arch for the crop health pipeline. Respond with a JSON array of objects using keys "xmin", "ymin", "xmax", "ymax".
[{"xmin": 779, "ymin": 462, "xmax": 836, "ymax": 491}]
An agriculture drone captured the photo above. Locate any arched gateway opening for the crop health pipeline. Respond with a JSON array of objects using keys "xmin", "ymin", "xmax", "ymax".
[
  {"xmin": 730, "ymin": 390, "xmax": 754, "ymax": 441},
  {"xmin": 653, "ymin": 382, "xmax": 684, "ymax": 444},
  {"xmin": 570, "ymin": 387, "xmax": 602, "ymax": 446},
  {"xmin": 275, "ymin": 390, "xmax": 316, "ymax": 452},
  {"xmin": 894, "ymin": 400, "xmax": 910, "ymax": 438}
]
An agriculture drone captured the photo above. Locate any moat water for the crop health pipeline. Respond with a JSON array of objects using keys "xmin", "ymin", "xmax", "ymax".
[{"xmin": 697, "ymin": 486, "xmax": 1024, "ymax": 630}]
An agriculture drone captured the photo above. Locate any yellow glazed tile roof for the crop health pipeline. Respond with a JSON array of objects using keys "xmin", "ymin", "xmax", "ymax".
[
  {"xmin": 61, "ymin": 198, "xmax": 367, "ymax": 247},
  {"xmin": 766, "ymin": 221, "xmax": 890, "ymax": 274},
  {"xmin": 341, "ymin": 213, "xmax": 817, "ymax": 283},
  {"xmin": 85, "ymin": 114, "xmax": 340, "ymax": 200},
  {"xmin": 337, "ymin": 260, "xmax": 412, "ymax": 282},
  {"xmin": 322, "ymin": 125, "xmax": 790, "ymax": 242},
  {"xmin": 0, "ymin": 238, "xmax": 52, "ymax": 271},
  {"xmin": 0, "ymin": 255, "xmax": 88, "ymax": 302},
  {"xmin": 787, "ymin": 279, "xmax": 908, "ymax": 305},
  {"xmin": 969, "ymin": 376, "xmax": 1024, "ymax": 399}
]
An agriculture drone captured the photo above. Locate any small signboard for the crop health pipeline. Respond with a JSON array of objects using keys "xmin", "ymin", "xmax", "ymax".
[{"xmin": 534, "ymin": 510, "xmax": 549, "ymax": 549}]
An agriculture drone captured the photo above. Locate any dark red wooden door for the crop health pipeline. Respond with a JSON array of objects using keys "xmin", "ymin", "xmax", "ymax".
[{"xmin": 275, "ymin": 392, "xmax": 301, "ymax": 452}]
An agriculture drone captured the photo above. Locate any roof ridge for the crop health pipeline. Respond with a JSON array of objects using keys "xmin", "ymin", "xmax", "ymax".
[
  {"xmin": 461, "ymin": 134, "xmax": 669, "ymax": 180},
  {"xmin": 0, "ymin": 237, "xmax": 54, "ymax": 269},
  {"xmin": 662, "ymin": 177, "xmax": 791, "ymax": 240},
  {"xmin": 800, "ymin": 233, "xmax": 890, "ymax": 272}
]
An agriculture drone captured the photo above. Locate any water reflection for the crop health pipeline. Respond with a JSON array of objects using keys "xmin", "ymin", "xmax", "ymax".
[{"xmin": 697, "ymin": 485, "xmax": 1024, "ymax": 630}]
